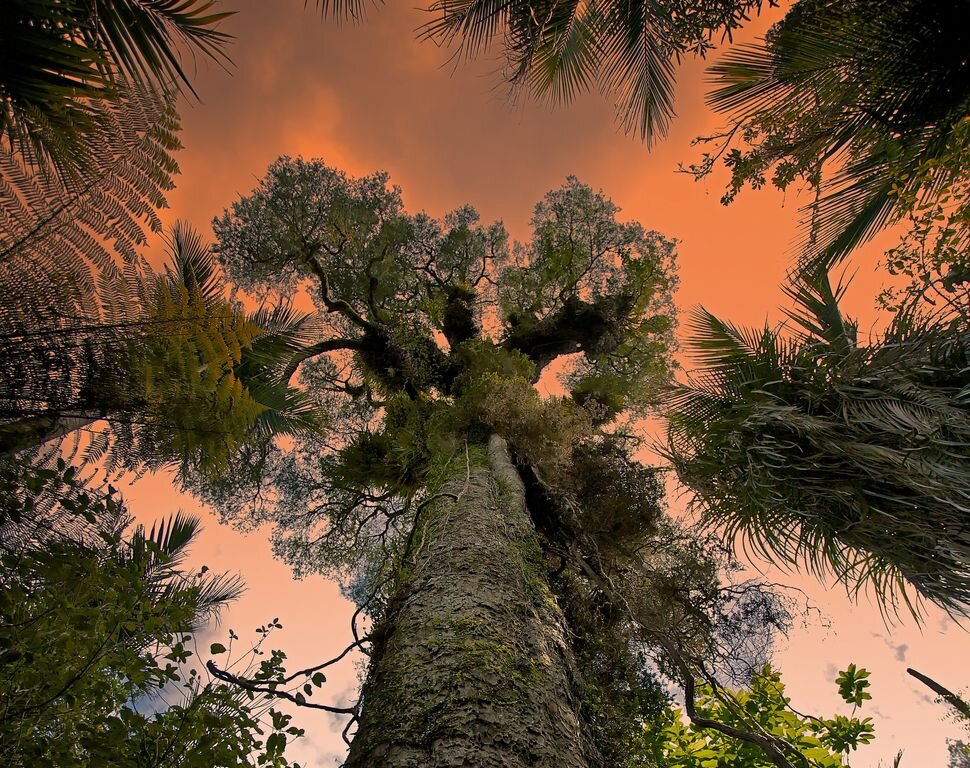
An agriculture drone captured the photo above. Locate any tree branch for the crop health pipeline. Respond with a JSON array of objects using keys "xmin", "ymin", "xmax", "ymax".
[
  {"xmin": 283, "ymin": 338, "xmax": 363, "ymax": 383},
  {"xmin": 676, "ymin": 660, "xmax": 804, "ymax": 768},
  {"xmin": 304, "ymin": 257, "xmax": 373, "ymax": 330},
  {"xmin": 205, "ymin": 660, "xmax": 357, "ymax": 715},
  {"xmin": 565, "ymin": 544, "xmax": 803, "ymax": 768},
  {"xmin": 280, "ymin": 637, "xmax": 371, "ymax": 684},
  {"xmin": 502, "ymin": 293, "xmax": 633, "ymax": 376},
  {"xmin": 907, "ymin": 667, "xmax": 970, "ymax": 720}
]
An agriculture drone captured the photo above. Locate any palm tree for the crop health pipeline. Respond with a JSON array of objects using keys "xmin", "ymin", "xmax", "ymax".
[
  {"xmin": 0, "ymin": 0, "xmax": 232, "ymax": 174},
  {"xmin": 702, "ymin": 0, "xmax": 970, "ymax": 268},
  {"xmin": 665, "ymin": 270, "xmax": 970, "ymax": 618}
]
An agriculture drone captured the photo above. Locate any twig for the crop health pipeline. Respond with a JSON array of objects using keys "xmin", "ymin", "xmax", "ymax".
[{"xmin": 205, "ymin": 660, "xmax": 357, "ymax": 715}]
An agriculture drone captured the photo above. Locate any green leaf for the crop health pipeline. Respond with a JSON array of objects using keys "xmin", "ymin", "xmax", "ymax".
[{"xmin": 836, "ymin": 664, "xmax": 872, "ymax": 707}]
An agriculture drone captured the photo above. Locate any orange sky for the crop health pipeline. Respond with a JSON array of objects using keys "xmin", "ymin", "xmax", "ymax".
[{"xmin": 125, "ymin": 2, "xmax": 968, "ymax": 765}]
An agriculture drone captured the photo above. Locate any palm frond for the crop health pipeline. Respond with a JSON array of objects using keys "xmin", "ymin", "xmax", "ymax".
[
  {"xmin": 89, "ymin": 0, "xmax": 233, "ymax": 98},
  {"xmin": 130, "ymin": 510, "xmax": 200, "ymax": 568},
  {"xmin": 166, "ymin": 220, "xmax": 223, "ymax": 307},
  {"xmin": 147, "ymin": 510, "xmax": 200, "ymax": 560},
  {"xmin": 421, "ymin": 0, "xmax": 768, "ymax": 143},
  {"xmin": 130, "ymin": 510, "xmax": 243, "ymax": 626},
  {"xmin": 420, "ymin": 0, "xmax": 515, "ymax": 57},
  {"xmin": 780, "ymin": 268, "xmax": 853, "ymax": 349},
  {"xmin": 0, "ymin": 0, "xmax": 230, "ymax": 175},
  {"xmin": 526, "ymin": 2, "xmax": 600, "ymax": 106},
  {"xmin": 250, "ymin": 383, "xmax": 323, "ymax": 438},
  {"xmin": 685, "ymin": 306, "xmax": 789, "ymax": 377},
  {"xmin": 312, "ymin": 0, "xmax": 381, "ymax": 23},
  {"xmin": 599, "ymin": 3, "xmax": 677, "ymax": 142},
  {"xmin": 192, "ymin": 568, "xmax": 245, "ymax": 618},
  {"xmin": 667, "ymin": 279, "xmax": 970, "ymax": 618}
]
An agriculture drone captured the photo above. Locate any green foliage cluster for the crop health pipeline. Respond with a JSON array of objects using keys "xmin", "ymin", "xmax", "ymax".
[
  {"xmin": 0, "ymin": 459, "xmax": 302, "ymax": 767},
  {"xmin": 461, "ymin": 373, "xmax": 593, "ymax": 479},
  {"xmin": 500, "ymin": 176, "xmax": 679, "ymax": 413},
  {"xmin": 878, "ymin": 118, "xmax": 970, "ymax": 321},
  {"xmin": 570, "ymin": 441, "xmax": 662, "ymax": 557},
  {"xmin": 203, "ymin": 160, "xmax": 678, "ymax": 579},
  {"xmin": 0, "ymin": 7, "xmax": 322, "ymax": 766},
  {"xmin": 688, "ymin": 0, "xmax": 970, "ymax": 266},
  {"xmin": 334, "ymin": 392, "xmax": 438, "ymax": 494},
  {"xmin": 99, "ymin": 242, "xmax": 266, "ymax": 478},
  {"xmin": 633, "ymin": 666, "xmax": 875, "ymax": 768},
  {"xmin": 214, "ymin": 157, "xmax": 437, "ymax": 306}
]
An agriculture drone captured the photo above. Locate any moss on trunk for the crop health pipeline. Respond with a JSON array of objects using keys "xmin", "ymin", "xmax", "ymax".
[{"xmin": 345, "ymin": 434, "xmax": 594, "ymax": 768}]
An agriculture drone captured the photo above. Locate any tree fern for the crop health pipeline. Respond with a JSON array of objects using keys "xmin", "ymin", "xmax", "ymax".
[
  {"xmin": 1, "ymin": 223, "xmax": 324, "ymax": 482},
  {"xmin": 0, "ymin": 84, "xmax": 181, "ymax": 335}
]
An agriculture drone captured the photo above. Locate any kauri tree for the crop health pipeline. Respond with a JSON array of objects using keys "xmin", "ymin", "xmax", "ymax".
[{"xmin": 202, "ymin": 157, "xmax": 796, "ymax": 766}]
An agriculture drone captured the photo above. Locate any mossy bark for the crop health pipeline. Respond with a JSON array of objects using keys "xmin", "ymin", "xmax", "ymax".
[{"xmin": 344, "ymin": 434, "xmax": 593, "ymax": 768}]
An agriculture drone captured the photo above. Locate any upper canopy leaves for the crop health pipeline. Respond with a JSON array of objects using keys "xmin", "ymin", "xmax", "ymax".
[
  {"xmin": 213, "ymin": 158, "xmax": 676, "ymax": 408},
  {"xmin": 206, "ymin": 157, "xmax": 678, "ymax": 575},
  {"xmin": 695, "ymin": 0, "xmax": 970, "ymax": 269}
]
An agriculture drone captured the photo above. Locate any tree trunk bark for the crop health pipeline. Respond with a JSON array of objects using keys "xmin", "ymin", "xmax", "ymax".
[
  {"xmin": 0, "ymin": 413, "xmax": 99, "ymax": 456},
  {"xmin": 345, "ymin": 434, "xmax": 593, "ymax": 768}
]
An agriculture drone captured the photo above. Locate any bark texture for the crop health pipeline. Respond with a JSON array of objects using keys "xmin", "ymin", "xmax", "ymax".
[
  {"xmin": 344, "ymin": 434, "xmax": 593, "ymax": 768},
  {"xmin": 0, "ymin": 413, "xmax": 98, "ymax": 455}
]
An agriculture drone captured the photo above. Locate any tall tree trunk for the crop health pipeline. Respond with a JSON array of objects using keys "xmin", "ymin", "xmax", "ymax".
[
  {"xmin": 0, "ymin": 413, "xmax": 99, "ymax": 456},
  {"xmin": 345, "ymin": 434, "xmax": 594, "ymax": 768}
]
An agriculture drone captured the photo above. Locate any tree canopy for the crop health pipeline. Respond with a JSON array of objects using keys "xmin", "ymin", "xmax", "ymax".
[
  {"xmin": 635, "ymin": 664, "xmax": 879, "ymax": 768},
  {"xmin": 205, "ymin": 156, "xmax": 678, "ymax": 574},
  {"xmin": 687, "ymin": 0, "xmax": 970, "ymax": 267}
]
